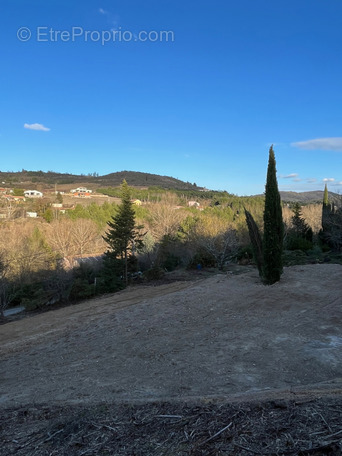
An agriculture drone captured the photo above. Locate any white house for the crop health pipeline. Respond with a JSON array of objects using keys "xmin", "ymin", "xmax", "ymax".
[
  {"xmin": 188, "ymin": 201, "xmax": 200, "ymax": 208},
  {"xmin": 24, "ymin": 190, "xmax": 43, "ymax": 198},
  {"xmin": 70, "ymin": 187, "xmax": 93, "ymax": 193}
]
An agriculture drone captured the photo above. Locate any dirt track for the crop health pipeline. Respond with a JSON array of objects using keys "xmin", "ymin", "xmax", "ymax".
[{"xmin": 1, "ymin": 264, "xmax": 342, "ymax": 408}]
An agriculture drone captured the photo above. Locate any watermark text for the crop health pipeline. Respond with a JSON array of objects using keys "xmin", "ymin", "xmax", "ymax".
[{"xmin": 17, "ymin": 26, "xmax": 175, "ymax": 45}]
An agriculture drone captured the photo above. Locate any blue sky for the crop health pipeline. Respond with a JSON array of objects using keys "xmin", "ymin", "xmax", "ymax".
[{"xmin": 1, "ymin": 0, "xmax": 342, "ymax": 195}]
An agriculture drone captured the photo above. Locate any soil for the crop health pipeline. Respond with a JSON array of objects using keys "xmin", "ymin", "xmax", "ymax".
[{"xmin": 1, "ymin": 263, "xmax": 342, "ymax": 455}]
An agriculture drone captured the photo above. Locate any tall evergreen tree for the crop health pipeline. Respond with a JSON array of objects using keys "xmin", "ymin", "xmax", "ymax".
[
  {"xmin": 103, "ymin": 180, "xmax": 143, "ymax": 285},
  {"xmin": 322, "ymin": 183, "xmax": 332, "ymax": 233},
  {"xmin": 244, "ymin": 208, "xmax": 263, "ymax": 277},
  {"xmin": 291, "ymin": 203, "xmax": 313, "ymax": 241},
  {"xmin": 262, "ymin": 146, "xmax": 284, "ymax": 284},
  {"xmin": 320, "ymin": 184, "xmax": 342, "ymax": 250},
  {"xmin": 323, "ymin": 183, "xmax": 329, "ymax": 205}
]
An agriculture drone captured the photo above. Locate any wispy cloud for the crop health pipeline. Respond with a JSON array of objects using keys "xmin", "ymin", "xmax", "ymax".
[
  {"xmin": 24, "ymin": 123, "xmax": 50, "ymax": 132},
  {"xmin": 99, "ymin": 7, "xmax": 119, "ymax": 29},
  {"xmin": 306, "ymin": 178, "xmax": 317, "ymax": 184},
  {"xmin": 280, "ymin": 173, "xmax": 298, "ymax": 179},
  {"xmin": 323, "ymin": 177, "xmax": 335, "ymax": 182},
  {"xmin": 291, "ymin": 137, "xmax": 342, "ymax": 151}
]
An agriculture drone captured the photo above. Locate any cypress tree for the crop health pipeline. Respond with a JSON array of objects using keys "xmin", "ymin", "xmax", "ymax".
[
  {"xmin": 262, "ymin": 146, "xmax": 284, "ymax": 284},
  {"xmin": 323, "ymin": 183, "xmax": 329, "ymax": 205},
  {"xmin": 244, "ymin": 208, "xmax": 263, "ymax": 277},
  {"xmin": 103, "ymin": 180, "xmax": 143, "ymax": 285},
  {"xmin": 322, "ymin": 183, "xmax": 332, "ymax": 233}
]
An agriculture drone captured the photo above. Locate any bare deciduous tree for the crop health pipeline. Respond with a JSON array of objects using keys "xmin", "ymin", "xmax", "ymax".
[
  {"xmin": 148, "ymin": 193, "xmax": 186, "ymax": 240},
  {"xmin": 45, "ymin": 218, "xmax": 102, "ymax": 268},
  {"xmin": 71, "ymin": 219, "xmax": 100, "ymax": 256},
  {"xmin": 190, "ymin": 216, "xmax": 238, "ymax": 269}
]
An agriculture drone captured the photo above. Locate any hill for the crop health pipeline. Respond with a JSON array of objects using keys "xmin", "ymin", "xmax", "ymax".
[
  {"xmin": 99, "ymin": 171, "xmax": 200, "ymax": 189},
  {"xmin": 0, "ymin": 170, "xmax": 201, "ymax": 191},
  {"xmin": 279, "ymin": 190, "xmax": 341, "ymax": 204}
]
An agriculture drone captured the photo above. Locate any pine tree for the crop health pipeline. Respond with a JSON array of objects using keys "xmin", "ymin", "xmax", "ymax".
[
  {"xmin": 290, "ymin": 203, "xmax": 313, "ymax": 242},
  {"xmin": 103, "ymin": 180, "xmax": 143, "ymax": 285},
  {"xmin": 285, "ymin": 203, "xmax": 313, "ymax": 250},
  {"xmin": 262, "ymin": 146, "xmax": 284, "ymax": 284}
]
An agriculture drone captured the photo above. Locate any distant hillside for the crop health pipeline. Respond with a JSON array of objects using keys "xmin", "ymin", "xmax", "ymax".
[
  {"xmin": 0, "ymin": 170, "xmax": 201, "ymax": 191},
  {"xmin": 99, "ymin": 171, "xmax": 200, "ymax": 190},
  {"xmin": 279, "ymin": 190, "xmax": 341, "ymax": 205}
]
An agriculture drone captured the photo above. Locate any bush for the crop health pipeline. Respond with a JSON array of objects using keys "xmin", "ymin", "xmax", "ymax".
[
  {"xmin": 162, "ymin": 253, "xmax": 181, "ymax": 271},
  {"xmin": 306, "ymin": 245, "xmax": 324, "ymax": 263},
  {"xmin": 143, "ymin": 267, "xmax": 165, "ymax": 281},
  {"xmin": 69, "ymin": 278, "xmax": 95, "ymax": 301},
  {"xmin": 187, "ymin": 250, "xmax": 216, "ymax": 269},
  {"xmin": 282, "ymin": 250, "xmax": 308, "ymax": 266},
  {"xmin": 236, "ymin": 245, "xmax": 254, "ymax": 261},
  {"xmin": 286, "ymin": 236, "xmax": 313, "ymax": 251},
  {"xmin": 96, "ymin": 254, "xmax": 124, "ymax": 294}
]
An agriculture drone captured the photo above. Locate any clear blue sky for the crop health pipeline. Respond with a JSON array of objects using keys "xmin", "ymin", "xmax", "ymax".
[{"xmin": 1, "ymin": 0, "xmax": 342, "ymax": 195}]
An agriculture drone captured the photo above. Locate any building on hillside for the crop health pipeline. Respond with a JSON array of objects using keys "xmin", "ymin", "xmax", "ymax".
[
  {"xmin": 24, "ymin": 190, "xmax": 43, "ymax": 198},
  {"xmin": 188, "ymin": 201, "xmax": 200, "ymax": 208},
  {"xmin": 72, "ymin": 192, "xmax": 92, "ymax": 198},
  {"xmin": 70, "ymin": 187, "xmax": 93, "ymax": 194},
  {"xmin": 26, "ymin": 212, "xmax": 38, "ymax": 218},
  {"xmin": 4, "ymin": 195, "xmax": 26, "ymax": 202}
]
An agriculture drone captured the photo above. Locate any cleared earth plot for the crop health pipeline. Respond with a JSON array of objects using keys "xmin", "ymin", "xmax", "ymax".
[{"xmin": 1, "ymin": 264, "xmax": 342, "ymax": 455}]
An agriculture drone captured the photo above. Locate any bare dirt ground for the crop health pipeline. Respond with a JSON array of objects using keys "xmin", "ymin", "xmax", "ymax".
[{"xmin": 1, "ymin": 263, "xmax": 342, "ymax": 455}]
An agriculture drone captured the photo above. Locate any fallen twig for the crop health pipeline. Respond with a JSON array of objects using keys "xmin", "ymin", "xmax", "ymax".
[{"xmin": 199, "ymin": 421, "xmax": 232, "ymax": 446}]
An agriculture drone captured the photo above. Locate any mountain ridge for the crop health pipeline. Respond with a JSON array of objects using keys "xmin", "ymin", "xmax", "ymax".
[{"xmin": 0, "ymin": 169, "xmax": 339, "ymax": 203}]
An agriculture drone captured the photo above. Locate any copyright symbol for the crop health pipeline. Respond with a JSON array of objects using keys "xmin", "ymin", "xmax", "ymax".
[{"xmin": 17, "ymin": 27, "xmax": 31, "ymax": 41}]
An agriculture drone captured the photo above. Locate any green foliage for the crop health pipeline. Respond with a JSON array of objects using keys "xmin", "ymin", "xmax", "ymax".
[
  {"xmin": 68, "ymin": 263, "xmax": 98, "ymax": 301},
  {"xmin": 187, "ymin": 250, "xmax": 216, "ymax": 269},
  {"xmin": 162, "ymin": 253, "xmax": 181, "ymax": 271},
  {"xmin": 323, "ymin": 183, "xmax": 329, "ymax": 205},
  {"xmin": 12, "ymin": 188, "xmax": 24, "ymax": 196},
  {"xmin": 153, "ymin": 235, "xmax": 182, "ymax": 271},
  {"xmin": 43, "ymin": 207, "xmax": 54, "ymax": 223},
  {"xmin": 320, "ymin": 186, "xmax": 342, "ymax": 251},
  {"xmin": 290, "ymin": 203, "xmax": 313, "ymax": 241},
  {"xmin": 56, "ymin": 192, "xmax": 63, "ymax": 204},
  {"xmin": 67, "ymin": 202, "xmax": 117, "ymax": 227},
  {"xmin": 96, "ymin": 252, "xmax": 124, "ymax": 293},
  {"xmin": 286, "ymin": 237, "xmax": 313, "ymax": 251},
  {"xmin": 282, "ymin": 250, "xmax": 309, "ymax": 266},
  {"xmin": 103, "ymin": 180, "xmax": 144, "ymax": 284},
  {"xmin": 244, "ymin": 209, "xmax": 263, "ymax": 276},
  {"xmin": 143, "ymin": 267, "xmax": 165, "ymax": 281},
  {"xmin": 262, "ymin": 146, "xmax": 284, "ymax": 285},
  {"xmin": 236, "ymin": 245, "xmax": 254, "ymax": 261},
  {"xmin": 286, "ymin": 203, "xmax": 313, "ymax": 251}
]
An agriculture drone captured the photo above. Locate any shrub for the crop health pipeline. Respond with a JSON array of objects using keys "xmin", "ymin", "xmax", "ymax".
[
  {"xmin": 143, "ymin": 267, "xmax": 165, "ymax": 281},
  {"xmin": 286, "ymin": 236, "xmax": 313, "ymax": 251},
  {"xmin": 282, "ymin": 250, "xmax": 308, "ymax": 266}
]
